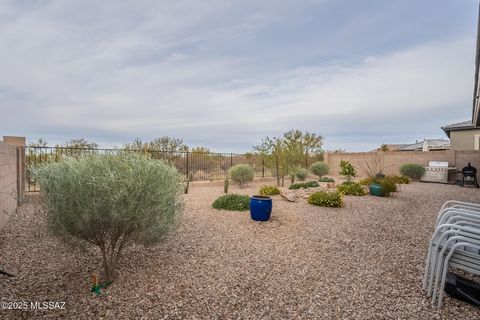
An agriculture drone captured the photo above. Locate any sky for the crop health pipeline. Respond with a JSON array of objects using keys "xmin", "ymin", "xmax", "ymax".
[{"xmin": 0, "ymin": 0, "xmax": 478, "ymax": 152}]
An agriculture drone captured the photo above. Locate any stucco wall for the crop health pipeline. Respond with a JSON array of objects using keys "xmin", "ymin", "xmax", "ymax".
[
  {"xmin": 450, "ymin": 129, "xmax": 480, "ymax": 151},
  {"xmin": 0, "ymin": 142, "xmax": 18, "ymax": 229}
]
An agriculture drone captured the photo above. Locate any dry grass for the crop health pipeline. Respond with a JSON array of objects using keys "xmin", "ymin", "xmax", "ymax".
[{"xmin": 1, "ymin": 178, "xmax": 480, "ymax": 319}]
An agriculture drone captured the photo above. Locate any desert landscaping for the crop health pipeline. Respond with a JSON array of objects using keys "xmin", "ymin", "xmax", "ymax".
[{"xmin": 1, "ymin": 177, "xmax": 480, "ymax": 319}]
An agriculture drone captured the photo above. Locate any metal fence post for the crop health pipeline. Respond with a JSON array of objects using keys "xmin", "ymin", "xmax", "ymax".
[
  {"xmin": 185, "ymin": 151, "xmax": 189, "ymax": 180},
  {"xmin": 230, "ymin": 153, "xmax": 233, "ymax": 168}
]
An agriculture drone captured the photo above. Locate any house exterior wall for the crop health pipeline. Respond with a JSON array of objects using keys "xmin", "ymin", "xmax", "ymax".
[{"xmin": 449, "ymin": 129, "xmax": 480, "ymax": 151}]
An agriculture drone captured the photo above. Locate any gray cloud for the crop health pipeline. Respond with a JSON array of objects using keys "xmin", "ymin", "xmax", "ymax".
[{"xmin": 0, "ymin": 0, "xmax": 477, "ymax": 152}]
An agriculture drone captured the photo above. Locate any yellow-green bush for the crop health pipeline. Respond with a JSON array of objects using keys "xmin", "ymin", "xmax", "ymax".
[
  {"xmin": 387, "ymin": 175, "xmax": 410, "ymax": 184},
  {"xmin": 259, "ymin": 185, "xmax": 280, "ymax": 196},
  {"xmin": 308, "ymin": 190, "xmax": 344, "ymax": 207},
  {"xmin": 337, "ymin": 182, "xmax": 365, "ymax": 196}
]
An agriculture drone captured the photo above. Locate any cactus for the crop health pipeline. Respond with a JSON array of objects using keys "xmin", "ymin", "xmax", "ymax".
[
  {"xmin": 224, "ymin": 177, "xmax": 229, "ymax": 194},
  {"xmin": 184, "ymin": 179, "xmax": 189, "ymax": 194}
]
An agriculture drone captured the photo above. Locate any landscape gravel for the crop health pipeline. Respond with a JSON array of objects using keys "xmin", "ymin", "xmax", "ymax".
[{"xmin": 1, "ymin": 178, "xmax": 480, "ymax": 319}]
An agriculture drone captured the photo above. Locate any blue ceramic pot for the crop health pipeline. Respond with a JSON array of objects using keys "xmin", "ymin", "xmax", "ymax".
[
  {"xmin": 250, "ymin": 195, "xmax": 272, "ymax": 221},
  {"xmin": 369, "ymin": 183, "xmax": 384, "ymax": 197}
]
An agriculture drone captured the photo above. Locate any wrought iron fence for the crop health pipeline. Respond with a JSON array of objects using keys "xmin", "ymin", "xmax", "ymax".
[{"xmin": 25, "ymin": 146, "xmax": 277, "ymax": 192}]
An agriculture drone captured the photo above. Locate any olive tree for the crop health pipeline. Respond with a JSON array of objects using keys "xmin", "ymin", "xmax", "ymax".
[
  {"xmin": 310, "ymin": 161, "xmax": 329, "ymax": 180},
  {"xmin": 31, "ymin": 153, "xmax": 183, "ymax": 283}
]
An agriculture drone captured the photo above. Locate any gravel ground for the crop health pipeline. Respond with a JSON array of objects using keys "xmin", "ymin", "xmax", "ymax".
[{"xmin": 1, "ymin": 178, "xmax": 480, "ymax": 319}]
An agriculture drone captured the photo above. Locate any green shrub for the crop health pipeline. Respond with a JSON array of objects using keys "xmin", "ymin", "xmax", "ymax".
[
  {"xmin": 358, "ymin": 177, "xmax": 375, "ymax": 185},
  {"xmin": 319, "ymin": 177, "xmax": 335, "ymax": 182},
  {"xmin": 400, "ymin": 163, "xmax": 425, "ymax": 180},
  {"xmin": 310, "ymin": 161, "xmax": 329, "ymax": 180},
  {"xmin": 31, "ymin": 153, "xmax": 183, "ymax": 282},
  {"xmin": 380, "ymin": 177, "xmax": 397, "ymax": 196},
  {"xmin": 289, "ymin": 181, "xmax": 319, "ymax": 190},
  {"xmin": 337, "ymin": 182, "xmax": 365, "ymax": 196},
  {"xmin": 212, "ymin": 194, "xmax": 250, "ymax": 211},
  {"xmin": 308, "ymin": 191, "xmax": 344, "ymax": 207},
  {"xmin": 340, "ymin": 160, "xmax": 357, "ymax": 182},
  {"xmin": 259, "ymin": 185, "xmax": 280, "ymax": 196},
  {"xmin": 229, "ymin": 164, "xmax": 254, "ymax": 186},
  {"xmin": 295, "ymin": 168, "xmax": 308, "ymax": 181},
  {"xmin": 387, "ymin": 175, "xmax": 410, "ymax": 184}
]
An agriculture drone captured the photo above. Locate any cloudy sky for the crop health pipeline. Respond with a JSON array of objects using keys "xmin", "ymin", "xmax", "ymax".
[{"xmin": 0, "ymin": 0, "xmax": 478, "ymax": 152}]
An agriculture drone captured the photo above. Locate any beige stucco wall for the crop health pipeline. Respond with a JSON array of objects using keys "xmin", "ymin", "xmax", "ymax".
[
  {"xmin": 0, "ymin": 141, "xmax": 18, "ymax": 229},
  {"xmin": 450, "ymin": 129, "xmax": 480, "ymax": 151}
]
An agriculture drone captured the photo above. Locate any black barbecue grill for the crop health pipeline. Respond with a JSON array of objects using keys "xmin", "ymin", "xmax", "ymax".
[{"xmin": 461, "ymin": 163, "xmax": 479, "ymax": 188}]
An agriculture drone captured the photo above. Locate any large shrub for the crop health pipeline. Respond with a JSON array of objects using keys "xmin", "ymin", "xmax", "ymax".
[
  {"xmin": 212, "ymin": 194, "xmax": 250, "ymax": 211},
  {"xmin": 289, "ymin": 181, "xmax": 319, "ymax": 190},
  {"xmin": 31, "ymin": 153, "xmax": 183, "ymax": 283},
  {"xmin": 259, "ymin": 185, "xmax": 280, "ymax": 196},
  {"xmin": 310, "ymin": 161, "xmax": 329, "ymax": 180},
  {"xmin": 229, "ymin": 164, "xmax": 254, "ymax": 186},
  {"xmin": 400, "ymin": 163, "xmax": 425, "ymax": 180},
  {"xmin": 295, "ymin": 168, "xmax": 308, "ymax": 181},
  {"xmin": 337, "ymin": 182, "xmax": 365, "ymax": 196},
  {"xmin": 308, "ymin": 191, "xmax": 344, "ymax": 207}
]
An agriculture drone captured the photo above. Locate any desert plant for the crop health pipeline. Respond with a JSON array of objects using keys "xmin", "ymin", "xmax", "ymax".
[
  {"xmin": 358, "ymin": 177, "xmax": 375, "ymax": 185},
  {"xmin": 400, "ymin": 163, "xmax": 425, "ymax": 180},
  {"xmin": 295, "ymin": 168, "xmax": 308, "ymax": 181},
  {"xmin": 337, "ymin": 182, "xmax": 365, "ymax": 196},
  {"xmin": 387, "ymin": 175, "xmax": 410, "ymax": 184},
  {"xmin": 224, "ymin": 177, "xmax": 229, "ymax": 194},
  {"xmin": 380, "ymin": 177, "xmax": 398, "ymax": 196},
  {"xmin": 339, "ymin": 160, "xmax": 357, "ymax": 182},
  {"xmin": 319, "ymin": 177, "xmax": 335, "ymax": 182},
  {"xmin": 259, "ymin": 185, "xmax": 280, "ymax": 196},
  {"xmin": 289, "ymin": 181, "xmax": 319, "ymax": 190},
  {"xmin": 289, "ymin": 171, "xmax": 296, "ymax": 184},
  {"xmin": 229, "ymin": 164, "xmax": 254, "ymax": 186},
  {"xmin": 310, "ymin": 161, "xmax": 329, "ymax": 180},
  {"xmin": 308, "ymin": 190, "xmax": 344, "ymax": 207},
  {"xmin": 212, "ymin": 194, "xmax": 250, "ymax": 211},
  {"xmin": 31, "ymin": 153, "xmax": 183, "ymax": 283}
]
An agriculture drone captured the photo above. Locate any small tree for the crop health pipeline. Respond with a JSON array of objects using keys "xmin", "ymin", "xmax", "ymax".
[
  {"xmin": 310, "ymin": 161, "xmax": 329, "ymax": 180},
  {"xmin": 229, "ymin": 164, "xmax": 254, "ymax": 186},
  {"xmin": 31, "ymin": 153, "xmax": 183, "ymax": 283},
  {"xmin": 339, "ymin": 160, "xmax": 357, "ymax": 182}
]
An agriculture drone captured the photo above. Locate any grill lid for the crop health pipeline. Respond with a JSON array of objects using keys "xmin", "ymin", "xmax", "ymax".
[{"xmin": 428, "ymin": 161, "xmax": 448, "ymax": 168}]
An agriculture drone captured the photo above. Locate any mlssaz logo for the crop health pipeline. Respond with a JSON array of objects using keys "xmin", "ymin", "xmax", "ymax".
[{"xmin": 30, "ymin": 302, "xmax": 66, "ymax": 310}]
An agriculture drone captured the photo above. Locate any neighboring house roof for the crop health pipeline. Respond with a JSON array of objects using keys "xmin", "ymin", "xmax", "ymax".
[
  {"xmin": 398, "ymin": 139, "xmax": 450, "ymax": 151},
  {"xmin": 441, "ymin": 120, "xmax": 475, "ymax": 138},
  {"xmin": 370, "ymin": 144, "xmax": 409, "ymax": 152}
]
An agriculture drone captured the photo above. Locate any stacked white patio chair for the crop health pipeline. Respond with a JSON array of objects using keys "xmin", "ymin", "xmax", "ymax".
[{"xmin": 423, "ymin": 200, "xmax": 480, "ymax": 308}]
